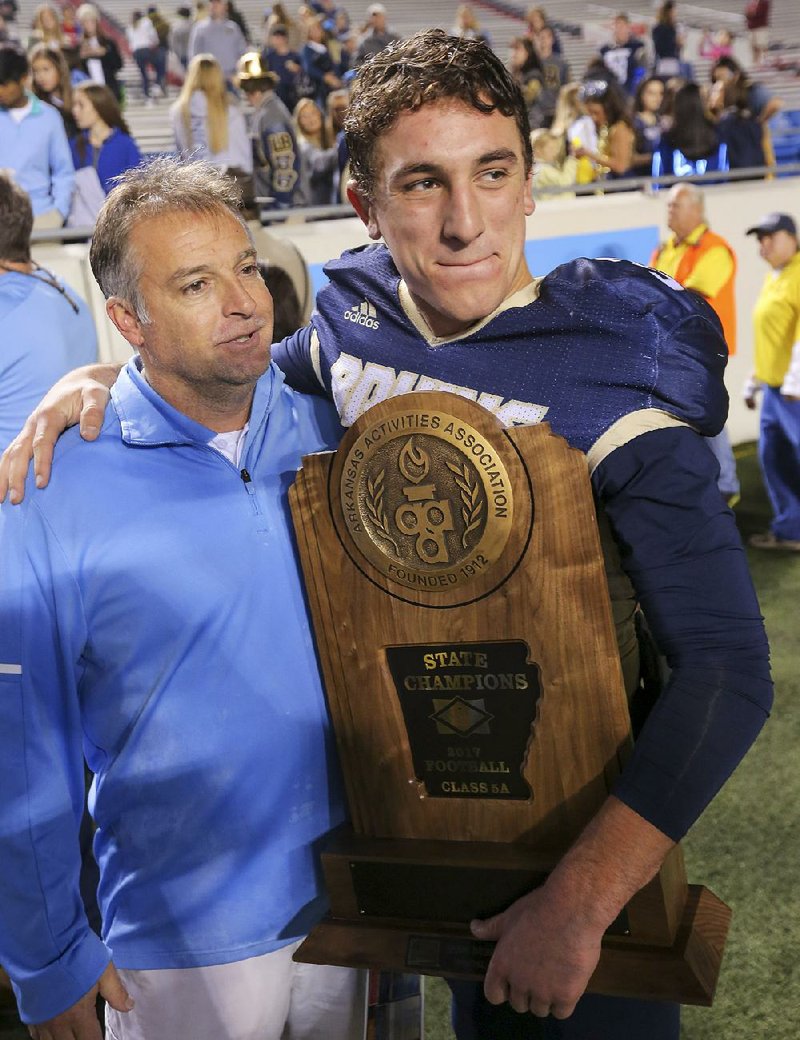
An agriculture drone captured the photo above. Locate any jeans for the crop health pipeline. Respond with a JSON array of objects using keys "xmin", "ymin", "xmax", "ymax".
[{"xmin": 759, "ymin": 386, "xmax": 800, "ymax": 540}]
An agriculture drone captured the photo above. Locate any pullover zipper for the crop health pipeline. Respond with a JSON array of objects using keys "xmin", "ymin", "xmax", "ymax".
[{"xmin": 240, "ymin": 468, "xmax": 260, "ymax": 513}]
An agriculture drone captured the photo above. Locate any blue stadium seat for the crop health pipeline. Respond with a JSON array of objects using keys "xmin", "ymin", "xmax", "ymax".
[{"xmin": 769, "ymin": 110, "xmax": 800, "ymax": 164}]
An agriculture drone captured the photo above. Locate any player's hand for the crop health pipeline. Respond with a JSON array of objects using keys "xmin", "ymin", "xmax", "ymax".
[
  {"xmin": 470, "ymin": 881, "xmax": 604, "ymax": 1019},
  {"xmin": 471, "ymin": 797, "xmax": 673, "ymax": 1019},
  {"xmin": 28, "ymin": 962, "xmax": 133, "ymax": 1040},
  {"xmin": 0, "ymin": 365, "xmax": 119, "ymax": 504}
]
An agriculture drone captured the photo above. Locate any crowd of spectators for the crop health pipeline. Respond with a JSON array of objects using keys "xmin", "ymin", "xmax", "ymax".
[
  {"xmin": 0, "ymin": 0, "xmax": 791, "ymax": 225},
  {"xmin": 522, "ymin": 3, "xmax": 784, "ymax": 194},
  {"xmin": 0, "ymin": 0, "xmax": 413, "ymax": 220},
  {"xmin": 0, "ymin": 0, "xmax": 140, "ymax": 228}
]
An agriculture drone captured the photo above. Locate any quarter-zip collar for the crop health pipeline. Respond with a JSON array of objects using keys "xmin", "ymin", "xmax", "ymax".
[{"xmin": 111, "ymin": 356, "xmax": 283, "ymax": 453}]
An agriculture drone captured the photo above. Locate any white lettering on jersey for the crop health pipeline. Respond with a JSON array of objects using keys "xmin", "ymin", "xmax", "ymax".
[{"xmin": 331, "ymin": 352, "xmax": 549, "ymax": 428}]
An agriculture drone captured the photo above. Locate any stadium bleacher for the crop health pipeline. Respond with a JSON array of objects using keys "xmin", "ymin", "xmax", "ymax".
[{"xmin": 8, "ymin": 1, "xmax": 800, "ymax": 168}]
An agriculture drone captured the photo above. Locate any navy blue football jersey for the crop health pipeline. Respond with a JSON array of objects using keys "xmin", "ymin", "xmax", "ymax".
[
  {"xmin": 278, "ymin": 246, "xmax": 728, "ymax": 452},
  {"xmin": 275, "ymin": 245, "xmax": 772, "ymax": 841}
]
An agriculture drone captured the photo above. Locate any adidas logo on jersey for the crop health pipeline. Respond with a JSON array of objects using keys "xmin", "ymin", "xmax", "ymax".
[{"xmin": 343, "ymin": 299, "xmax": 380, "ymax": 330}]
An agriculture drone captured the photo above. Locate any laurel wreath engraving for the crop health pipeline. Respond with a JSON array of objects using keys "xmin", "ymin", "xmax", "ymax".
[
  {"xmin": 364, "ymin": 469, "xmax": 399, "ymax": 553},
  {"xmin": 446, "ymin": 461, "xmax": 484, "ymax": 549}
]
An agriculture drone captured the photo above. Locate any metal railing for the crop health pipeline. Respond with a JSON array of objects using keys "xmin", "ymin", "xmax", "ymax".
[
  {"xmin": 29, "ymin": 164, "xmax": 800, "ymax": 244},
  {"xmin": 532, "ymin": 161, "xmax": 800, "ymax": 198}
]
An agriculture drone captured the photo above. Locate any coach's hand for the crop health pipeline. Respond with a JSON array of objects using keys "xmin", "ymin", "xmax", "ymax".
[
  {"xmin": 0, "ymin": 364, "xmax": 120, "ymax": 504},
  {"xmin": 28, "ymin": 962, "xmax": 133, "ymax": 1040}
]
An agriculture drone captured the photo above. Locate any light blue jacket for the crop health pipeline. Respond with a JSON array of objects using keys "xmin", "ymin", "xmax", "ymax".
[
  {"xmin": 0, "ymin": 94, "xmax": 75, "ymax": 217},
  {"xmin": 0, "ymin": 360, "xmax": 346, "ymax": 1024},
  {"xmin": 0, "ymin": 270, "xmax": 97, "ymax": 453}
]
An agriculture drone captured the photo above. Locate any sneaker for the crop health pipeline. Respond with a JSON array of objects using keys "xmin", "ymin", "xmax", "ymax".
[{"xmin": 748, "ymin": 531, "xmax": 800, "ymax": 552}]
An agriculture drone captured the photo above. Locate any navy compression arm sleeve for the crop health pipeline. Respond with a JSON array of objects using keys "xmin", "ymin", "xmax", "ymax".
[
  {"xmin": 273, "ymin": 325, "xmax": 327, "ymax": 395},
  {"xmin": 592, "ymin": 425, "xmax": 773, "ymax": 841}
]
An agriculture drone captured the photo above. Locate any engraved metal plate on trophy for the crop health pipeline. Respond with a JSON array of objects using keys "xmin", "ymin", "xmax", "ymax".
[{"xmin": 385, "ymin": 640, "xmax": 540, "ymax": 801}]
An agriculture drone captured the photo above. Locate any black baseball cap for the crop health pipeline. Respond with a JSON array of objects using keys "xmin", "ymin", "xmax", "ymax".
[{"xmin": 746, "ymin": 212, "xmax": 797, "ymax": 237}]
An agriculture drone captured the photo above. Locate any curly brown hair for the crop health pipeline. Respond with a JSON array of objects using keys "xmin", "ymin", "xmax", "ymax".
[{"xmin": 345, "ymin": 29, "xmax": 532, "ymax": 199}]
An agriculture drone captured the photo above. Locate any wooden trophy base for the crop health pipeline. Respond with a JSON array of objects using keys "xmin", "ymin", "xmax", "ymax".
[{"xmin": 294, "ymin": 832, "xmax": 731, "ymax": 1007}]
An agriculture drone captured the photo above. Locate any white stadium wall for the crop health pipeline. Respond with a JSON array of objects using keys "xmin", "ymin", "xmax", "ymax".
[{"xmin": 33, "ymin": 173, "xmax": 800, "ymax": 446}]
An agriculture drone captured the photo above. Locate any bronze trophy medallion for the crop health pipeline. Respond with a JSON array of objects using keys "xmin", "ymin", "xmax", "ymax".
[
  {"xmin": 334, "ymin": 405, "xmax": 521, "ymax": 601},
  {"xmin": 289, "ymin": 391, "xmax": 730, "ymax": 1005}
]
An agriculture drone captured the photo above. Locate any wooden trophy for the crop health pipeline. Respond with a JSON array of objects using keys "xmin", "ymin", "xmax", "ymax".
[{"xmin": 289, "ymin": 391, "xmax": 730, "ymax": 1005}]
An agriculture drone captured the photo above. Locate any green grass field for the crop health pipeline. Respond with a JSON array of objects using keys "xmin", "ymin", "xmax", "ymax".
[
  {"xmin": 680, "ymin": 443, "xmax": 800, "ymax": 1039},
  {"xmin": 424, "ymin": 443, "xmax": 800, "ymax": 1040}
]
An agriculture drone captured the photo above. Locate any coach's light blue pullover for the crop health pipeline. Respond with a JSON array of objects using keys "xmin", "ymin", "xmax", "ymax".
[{"xmin": 0, "ymin": 359, "xmax": 346, "ymax": 1024}]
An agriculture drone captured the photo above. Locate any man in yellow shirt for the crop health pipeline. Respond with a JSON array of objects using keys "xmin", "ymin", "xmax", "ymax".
[
  {"xmin": 650, "ymin": 183, "xmax": 739, "ymax": 503},
  {"xmin": 744, "ymin": 211, "xmax": 800, "ymax": 551}
]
